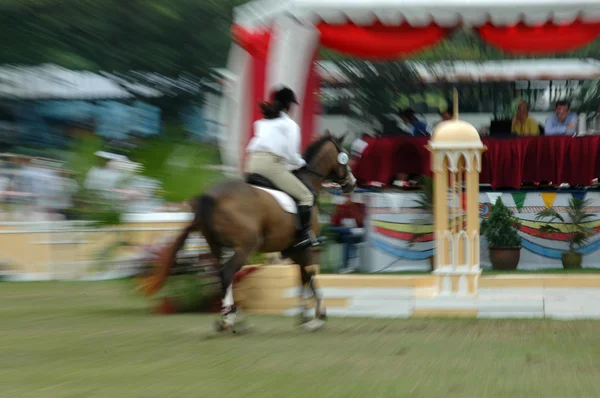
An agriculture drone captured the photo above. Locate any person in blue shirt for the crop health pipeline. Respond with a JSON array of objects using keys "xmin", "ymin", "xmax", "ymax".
[
  {"xmin": 545, "ymin": 100, "xmax": 578, "ymax": 136},
  {"xmin": 399, "ymin": 108, "xmax": 432, "ymax": 137}
]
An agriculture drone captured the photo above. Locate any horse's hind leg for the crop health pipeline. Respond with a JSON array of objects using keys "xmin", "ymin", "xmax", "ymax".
[{"xmin": 212, "ymin": 246, "xmax": 254, "ymax": 333}]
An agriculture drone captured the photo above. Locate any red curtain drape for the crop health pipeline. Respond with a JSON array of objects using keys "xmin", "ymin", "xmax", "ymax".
[
  {"xmin": 477, "ymin": 21, "xmax": 600, "ymax": 55},
  {"xmin": 317, "ymin": 22, "xmax": 448, "ymax": 59}
]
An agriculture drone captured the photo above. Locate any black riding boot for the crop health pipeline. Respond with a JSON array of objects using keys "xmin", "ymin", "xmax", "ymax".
[{"xmin": 294, "ymin": 205, "xmax": 322, "ymax": 248}]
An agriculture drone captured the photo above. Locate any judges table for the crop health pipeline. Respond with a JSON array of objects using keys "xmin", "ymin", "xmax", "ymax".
[{"xmin": 354, "ymin": 136, "xmax": 600, "ymax": 189}]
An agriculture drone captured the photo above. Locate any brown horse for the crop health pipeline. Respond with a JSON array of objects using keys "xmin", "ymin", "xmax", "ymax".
[{"xmin": 138, "ymin": 132, "xmax": 356, "ymax": 331}]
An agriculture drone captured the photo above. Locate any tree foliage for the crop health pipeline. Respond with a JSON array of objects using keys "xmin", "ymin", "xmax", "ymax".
[
  {"xmin": 0, "ymin": 0, "xmax": 246, "ymax": 76},
  {"xmin": 334, "ymin": 60, "xmax": 424, "ymax": 125}
]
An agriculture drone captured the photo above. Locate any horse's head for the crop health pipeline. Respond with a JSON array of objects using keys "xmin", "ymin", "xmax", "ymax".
[{"xmin": 303, "ymin": 132, "xmax": 356, "ymax": 193}]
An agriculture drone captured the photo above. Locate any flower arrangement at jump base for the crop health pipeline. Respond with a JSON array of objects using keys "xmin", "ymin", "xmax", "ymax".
[
  {"xmin": 133, "ymin": 237, "xmax": 262, "ymax": 314},
  {"xmin": 481, "ymin": 197, "xmax": 522, "ymax": 270},
  {"xmin": 535, "ymin": 198, "xmax": 595, "ymax": 269}
]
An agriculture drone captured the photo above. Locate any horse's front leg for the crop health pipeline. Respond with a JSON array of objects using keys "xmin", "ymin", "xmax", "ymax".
[
  {"xmin": 306, "ymin": 264, "xmax": 327, "ymax": 321},
  {"xmin": 293, "ymin": 252, "xmax": 326, "ymax": 331},
  {"xmin": 296, "ymin": 267, "xmax": 312, "ymax": 325}
]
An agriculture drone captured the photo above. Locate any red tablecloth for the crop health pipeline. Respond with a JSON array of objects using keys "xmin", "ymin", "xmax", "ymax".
[{"xmin": 354, "ymin": 136, "xmax": 600, "ymax": 189}]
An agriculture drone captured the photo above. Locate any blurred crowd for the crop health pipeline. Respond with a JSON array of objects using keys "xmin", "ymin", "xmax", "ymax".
[{"xmin": 0, "ymin": 151, "xmax": 164, "ymax": 222}]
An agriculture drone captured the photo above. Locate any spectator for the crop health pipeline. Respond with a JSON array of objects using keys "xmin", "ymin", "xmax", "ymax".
[
  {"xmin": 84, "ymin": 151, "xmax": 126, "ymax": 202},
  {"xmin": 439, "ymin": 109, "xmax": 453, "ymax": 122},
  {"xmin": 330, "ymin": 194, "xmax": 366, "ymax": 272},
  {"xmin": 591, "ymin": 104, "xmax": 600, "ymax": 133},
  {"xmin": 399, "ymin": 108, "xmax": 432, "ymax": 137},
  {"xmin": 351, "ymin": 133, "xmax": 370, "ymax": 156},
  {"xmin": 50, "ymin": 169, "xmax": 78, "ymax": 220},
  {"xmin": 512, "ymin": 102, "xmax": 540, "ymax": 136},
  {"xmin": 545, "ymin": 100, "xmax": 577, "ymax": 135}
]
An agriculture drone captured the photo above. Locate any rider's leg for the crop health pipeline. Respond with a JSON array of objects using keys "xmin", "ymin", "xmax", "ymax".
[
  {"xmin": 247, "ymin": 153, "xmax": 319, "ymax": 247},
  {"xmin": 269, "ymin": 180, "xmax": 316, "ymax": 248}
]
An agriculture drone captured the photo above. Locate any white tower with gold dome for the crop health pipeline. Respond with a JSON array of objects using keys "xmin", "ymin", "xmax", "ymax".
[{"xmin": 427, "ymin": 91, "xmax": 486, "ymax": 296}]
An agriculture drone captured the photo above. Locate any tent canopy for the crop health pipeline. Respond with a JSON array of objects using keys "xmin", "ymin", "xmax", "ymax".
[
  {"xmin": 221, "ymin": 0, "xmax": 600, "ymax": 173},
  {"xmin": 233, "ymin": 0, "xmax": 600, "ymax": 57},
  {"xmin": 235, "ymin": 0, "xmax": 600, "ymax": 29}
]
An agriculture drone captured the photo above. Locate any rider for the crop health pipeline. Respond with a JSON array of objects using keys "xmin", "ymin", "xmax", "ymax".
[{"xmin": 246, "ymin": 86, "xmax": 319, "ymax": 248}]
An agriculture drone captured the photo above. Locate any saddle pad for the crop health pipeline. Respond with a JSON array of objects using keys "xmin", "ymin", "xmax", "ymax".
[{"xmin": 251, "ymin": 186, "xmax": 297, "ymax": 214}]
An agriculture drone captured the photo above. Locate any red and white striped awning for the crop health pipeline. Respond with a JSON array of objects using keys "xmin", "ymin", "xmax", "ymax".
[
  {"xmin": 234, "ymin": 0, "xmax": 600, "ymax": 30},
  {"xmin": 233, "ymin": 0, "xmax": 600, "ymax": 58}
]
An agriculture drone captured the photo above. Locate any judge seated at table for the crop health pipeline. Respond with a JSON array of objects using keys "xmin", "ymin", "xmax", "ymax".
[
  {"xmin": 330, "ymin": 194, "xmax": 366, "ymax": 273},
  {"xmin": 439, "ymin": 108, "xmax": 453, "ymax": 124},
  {"xmin": 512, "ymin": 102, "xmax": 540, "ymax": 136},
  {"xmin": 349, "ymin": 133, "xmax": 372, "ymax": 170},
  {"xmin": 545, "ymin": 100, "xmax": 577, "ymax": 136}
]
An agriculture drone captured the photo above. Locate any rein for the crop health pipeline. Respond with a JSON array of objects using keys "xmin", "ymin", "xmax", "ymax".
[{"xmin": 300, "ymin": 136, "xmax": 353, "ymax": 190}]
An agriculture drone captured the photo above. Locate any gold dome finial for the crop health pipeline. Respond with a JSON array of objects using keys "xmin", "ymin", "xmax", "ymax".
[{"xmin": 453, "ymin": 87, "xmax": 458, "ymax": 120}]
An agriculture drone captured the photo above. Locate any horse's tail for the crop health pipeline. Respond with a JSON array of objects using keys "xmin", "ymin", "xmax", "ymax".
[{"xmin": 138, "ymin": 195, "xmax": 215, "ymax": 296}]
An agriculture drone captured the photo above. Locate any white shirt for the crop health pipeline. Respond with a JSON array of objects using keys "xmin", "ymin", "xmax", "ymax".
[
  {"xmin": 84, "ymin": 166, "xmax": 122, "ymax": 192},
  {"xmin": 246, "ymin": 112, "xmax": 306, "ymax": 170},
  {"xmin": 350, "ymin": 138, "xmax": 369, "ymax": 158}
]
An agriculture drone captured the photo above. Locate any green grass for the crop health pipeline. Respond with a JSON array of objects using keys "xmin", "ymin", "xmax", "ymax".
[{"xmin": 2, "ymin": 281, "xmax": 600, "ymax": 397}]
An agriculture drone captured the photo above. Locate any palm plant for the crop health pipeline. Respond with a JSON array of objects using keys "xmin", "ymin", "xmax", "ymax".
[{"xmin": 535, "ymin": 198, "xmax": 595, "ymax": 253}]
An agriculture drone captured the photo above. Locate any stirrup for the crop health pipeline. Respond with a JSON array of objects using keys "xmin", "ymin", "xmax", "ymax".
[{"xmin": 294, "ymin": 231, "xmax": 325, "ymax": 249}]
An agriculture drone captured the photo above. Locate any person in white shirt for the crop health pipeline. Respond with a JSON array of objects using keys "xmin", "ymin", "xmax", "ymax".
[{"xmin": 246, "ymin": 86, "xmax": 317, "ymax": 248}]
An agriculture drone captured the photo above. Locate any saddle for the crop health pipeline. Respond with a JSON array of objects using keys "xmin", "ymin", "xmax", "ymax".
[
  {"xmin": 246, "ymin": 173, "xmax": 280, "ymax": 191},
  {"xmin": 245, "ymin": 172, "xmax": 316, "ymax": 198}
]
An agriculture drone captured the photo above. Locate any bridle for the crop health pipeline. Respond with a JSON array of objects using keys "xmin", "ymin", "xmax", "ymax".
[{"xmin": 304, "ymin": 137, "xmax": 355, "ymax": 190}]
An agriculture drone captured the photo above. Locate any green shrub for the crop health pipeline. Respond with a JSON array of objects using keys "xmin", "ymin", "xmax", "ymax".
[{"xmin": 481, "ymin": 197, "xmax": 522, "ymax": 247}]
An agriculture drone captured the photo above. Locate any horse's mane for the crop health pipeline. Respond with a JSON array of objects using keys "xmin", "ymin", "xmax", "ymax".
[{"xmin": 302, "ymin": 136, "xmax": 334, "ymax": 163}]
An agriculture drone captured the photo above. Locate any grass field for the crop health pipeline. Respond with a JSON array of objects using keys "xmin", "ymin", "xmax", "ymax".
[{"xmin": 3, "ymin": 281, "xmax": 600, "ymax": 397}]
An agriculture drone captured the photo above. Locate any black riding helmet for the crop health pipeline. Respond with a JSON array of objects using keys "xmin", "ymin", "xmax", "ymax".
[{"xmin": 270, "ymin": 86, "xmax": 299, "ymax": 109}]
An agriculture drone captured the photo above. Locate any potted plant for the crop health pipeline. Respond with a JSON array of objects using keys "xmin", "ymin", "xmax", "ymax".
[
  {"xmin": 535, "ymin": 198, "xmax": 595, "ymax": 269},
  {"xmin": 481, "ymin": 197, "xmax": 522, "ymax": 270}
]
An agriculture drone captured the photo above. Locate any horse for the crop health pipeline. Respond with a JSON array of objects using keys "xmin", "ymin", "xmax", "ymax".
[{"xmin": 138, "ymin": 132, "xmax": 356, "ymax": 332}]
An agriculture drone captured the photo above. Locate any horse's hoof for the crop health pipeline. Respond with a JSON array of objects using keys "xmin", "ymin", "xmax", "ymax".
[
  {"xmin": 319, "ymin": 311, "xmax": 328, "ymax": 321},
  {"xmin": 297, "ymin": 315, "xmax": 311, "ymax": 326},
  {"xmin": 232, "ymin": 319, "xmax": 251, "ymax": 334},
  {"xmin": 211, "ymin": 319, "xmax": 229, "ymax": 334},
  {"xmin": 301, "ymin": 318, "xmax": 326, "ymax": 332}
]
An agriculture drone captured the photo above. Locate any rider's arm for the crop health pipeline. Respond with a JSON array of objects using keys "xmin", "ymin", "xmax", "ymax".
[{"xmin": 284, "ymin": 122, "xmax": 306, "ymax": 170}]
